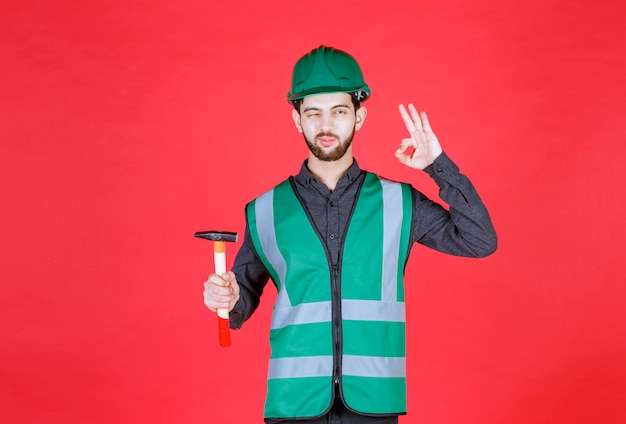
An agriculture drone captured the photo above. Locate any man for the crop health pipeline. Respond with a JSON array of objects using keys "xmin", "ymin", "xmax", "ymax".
[{"xmin": 203, "ymin": 45, "xmax": 497, "ymax": 423}]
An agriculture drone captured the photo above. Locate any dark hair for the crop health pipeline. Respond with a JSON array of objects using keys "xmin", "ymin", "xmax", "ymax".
[{"xmin": 291, "ymin": 93, "xmax": 362, "ymax": 114}]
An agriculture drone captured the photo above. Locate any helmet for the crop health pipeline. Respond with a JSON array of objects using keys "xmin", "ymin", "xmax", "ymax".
[{"xmin": 287, "ymin": 46, "xmax": 370, "ymax": 103}]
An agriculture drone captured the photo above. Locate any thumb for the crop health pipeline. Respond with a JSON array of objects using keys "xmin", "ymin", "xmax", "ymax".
[
  {"xmin": 396, "ymin": 137, "xmax": 414, "ymax": 155},
  {"xmin": 223, "ymin": 271, "xmax": 237, "ymax": 284}
]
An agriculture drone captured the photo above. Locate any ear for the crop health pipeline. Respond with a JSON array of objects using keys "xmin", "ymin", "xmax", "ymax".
[
  {"xmin": 355, "ymin": 106, "xmax": 367, "ymax": 131},
  {"xmin": 292, "ymin": 109, "xmax": 303, "ymax": 133}
]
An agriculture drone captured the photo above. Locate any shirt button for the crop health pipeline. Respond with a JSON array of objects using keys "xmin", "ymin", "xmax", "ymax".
[{"xmin": 330, "ymin": 234, "xmax": 335, "ymax": 240}]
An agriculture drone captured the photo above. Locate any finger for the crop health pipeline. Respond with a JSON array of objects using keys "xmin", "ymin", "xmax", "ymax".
[
  {"xmin": 223, "ymin": 271, "xmax": 237, "ymax": 283},
  {"xmin": 203, "ymin": 289, "xmax": 217, "ymax": 312},
  {"xmin": 204, "ymin": 282, "xmax": 225, "ymax": 298},
  {"xmin": 204, "ymin": 279, "xmax": 235, "ymax": 311},
  {"xmin": 408, "ymin": 104, "xmax": 423, "ymax": 132},
  {"xmin": 420, "ymin": 111, "xmax": 433, "ymax": 132},
  {"xmin": 394, "ymin": 148, "xmax": 412, "ymax": 167},
  {"xmin": 398, "ymin": 104, "xmax": 417, "ymax": 133},
  {"xmin": 396, "ymin": 136, "xmax": 414, "ymax": 153},
  {"xmin": 396, "ymin": 137, "xmax": 417, "ymax": 152},
  {"xmin": 205, "ymin": 287, "xmax": 233, "ymax": 303},
  {"xmin": 208, "ymin": 274, "xmax": 229, "ymax": 287}
]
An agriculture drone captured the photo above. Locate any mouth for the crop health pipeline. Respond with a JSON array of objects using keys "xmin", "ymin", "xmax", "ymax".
[{"xmin": 317, "ymin": 135, "xmax": 338, "ymax": 147}]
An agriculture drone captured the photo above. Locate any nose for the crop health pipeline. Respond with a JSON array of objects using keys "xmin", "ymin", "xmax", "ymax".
[{"xmin": 320, "ymin": 112, "xmax": 333, "ymax": 131}]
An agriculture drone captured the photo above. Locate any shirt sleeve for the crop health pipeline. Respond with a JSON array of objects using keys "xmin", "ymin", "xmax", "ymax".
[
  {"xmin": 229, "ymin": 223, "xmax": 271, "ymax": 329},
  {"xmin": 411, "ymin": 151, "xmax": 498, "ymax": 257}
]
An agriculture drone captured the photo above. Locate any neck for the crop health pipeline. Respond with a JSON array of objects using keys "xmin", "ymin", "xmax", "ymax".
[{"xmin": 307, "ymin": 153, "xmax": 353, "ymax": 191}]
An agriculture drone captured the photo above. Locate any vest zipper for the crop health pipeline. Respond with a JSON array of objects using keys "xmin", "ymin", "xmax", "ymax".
[
  {"xmin": 331, "ymin": 263, "xmax": 342, "ymax": 387},
  {"xmin": 287, "ymin": 175, "xmax": 364, "ymax": 401}
]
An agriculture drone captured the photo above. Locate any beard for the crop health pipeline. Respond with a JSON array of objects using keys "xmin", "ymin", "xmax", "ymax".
[{"xmin": 304, "ymin": 128, "xmax": 356, "ymax": 162}]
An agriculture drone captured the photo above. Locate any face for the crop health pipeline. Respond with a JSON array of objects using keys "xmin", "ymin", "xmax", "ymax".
[{"xmin": 292, "ymin": 92, "xmax": 367, "ymax": 162}]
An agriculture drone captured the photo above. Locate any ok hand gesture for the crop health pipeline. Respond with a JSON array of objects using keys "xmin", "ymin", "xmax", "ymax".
[{"xmin": 395, "ymin": 104, "xmax": 443, "ymax": 170}]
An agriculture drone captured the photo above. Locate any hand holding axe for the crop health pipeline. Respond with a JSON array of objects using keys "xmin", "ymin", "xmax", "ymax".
[{"xmin": 195, "ymin": 230, "xmax": 238, "ymax": 347}]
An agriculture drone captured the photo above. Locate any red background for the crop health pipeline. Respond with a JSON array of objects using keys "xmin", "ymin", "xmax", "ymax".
[{"xmin": 2, "ymin": 1, "xmax": 625, "ymax": 423}]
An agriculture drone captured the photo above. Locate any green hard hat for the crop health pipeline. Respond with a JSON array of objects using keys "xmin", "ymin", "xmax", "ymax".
[{"xmin": 287, "ymin": 46, "xmax": 370, "ymax": 103}]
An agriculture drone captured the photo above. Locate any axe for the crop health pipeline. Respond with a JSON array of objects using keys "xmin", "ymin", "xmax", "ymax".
[{"xmin": 195, "ymin": 230, "xmax": 238, "ymax": 347}]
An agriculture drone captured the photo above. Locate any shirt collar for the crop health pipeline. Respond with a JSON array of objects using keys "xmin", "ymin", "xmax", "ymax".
[{"xmin": 295, "ymin": 158, "xmax": 363, "ymax": 189}]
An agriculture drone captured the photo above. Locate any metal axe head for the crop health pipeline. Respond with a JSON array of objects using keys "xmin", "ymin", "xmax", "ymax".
[{"xmin": 194, "ymin": 230, "xmax": 238, "ymax": 243}]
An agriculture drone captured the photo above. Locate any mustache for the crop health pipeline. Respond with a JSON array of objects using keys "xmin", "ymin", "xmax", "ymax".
[{"xmin": 316, "ymin": 131, "xmax": 340, "ymax": 139}]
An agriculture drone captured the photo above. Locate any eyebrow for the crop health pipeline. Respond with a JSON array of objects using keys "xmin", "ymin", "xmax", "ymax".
[{"xmin": 302, "ymin": 104, "xmax": 351, "ymax": 113}]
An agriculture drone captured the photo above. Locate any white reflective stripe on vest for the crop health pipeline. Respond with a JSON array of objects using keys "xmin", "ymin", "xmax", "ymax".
[
  {"xmin": 268, "ymin": 355, "xmax": 404, "ymax": 379},
  {"xmin": 254, "ymin": 188, "xmax": 292, "ymax": 310},
  {"xmin": 271, "ymin": 300, "xmax": 403, "ymax": 330},
  {"xmin": 381, "ymin": 179, "xmax": 403, "ymax": 302},
  {"xmin": 343, "ymin": 355, "xmax": 406, "ymax": 378},
  {"xmin": 271, "ymin": 301, "xmax": 332, "ymax": 329},
  {"xmin": 342, "ymin": 299, "xmax": 405, "ymax": 322},
  {"xmin": 268, "ymin": 355, "xmax": 333, "ymax": 379}
]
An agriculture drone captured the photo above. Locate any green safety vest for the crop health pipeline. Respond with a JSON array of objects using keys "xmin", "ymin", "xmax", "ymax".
[{"xmin": 246, "ymin": 172, "xmax": 413, "ymax": 419}]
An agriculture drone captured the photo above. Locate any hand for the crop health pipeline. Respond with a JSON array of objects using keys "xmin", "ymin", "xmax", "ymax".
[
  {"xmin": 203, "ymin": 271, "xmax": 240, "ymax": 313},
  {"xmin": 395, "ymin": 104, "xmax": 443, "ymax": 170}
]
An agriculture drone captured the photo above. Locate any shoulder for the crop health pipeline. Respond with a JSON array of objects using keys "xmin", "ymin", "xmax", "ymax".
[{"xmin": 365, "ymin": 171, "xmax": 414, "ymax": 190}]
